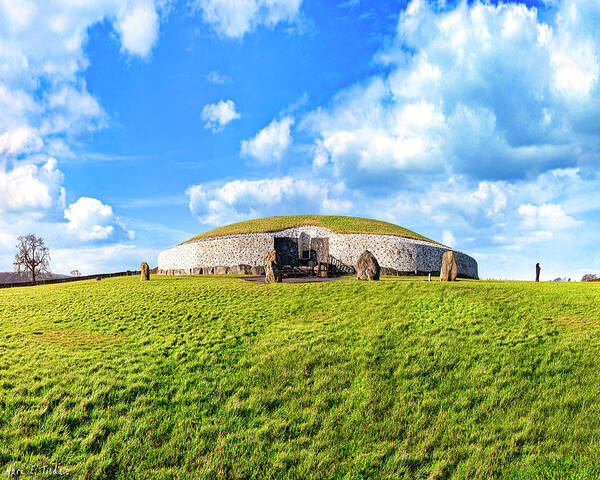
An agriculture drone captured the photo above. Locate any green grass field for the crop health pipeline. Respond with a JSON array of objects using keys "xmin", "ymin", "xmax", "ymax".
[
  {"xmin": 1, "ymin": 276, "xmax": 600, "ymax": 479},
  {"xmin": 184, "ymin": 215, "xmax": 438, "ymax": 244}
]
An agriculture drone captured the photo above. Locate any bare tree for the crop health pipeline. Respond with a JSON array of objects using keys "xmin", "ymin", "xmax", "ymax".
[
  {"xmin": 70, "ymin": 269, "xmax": 81, "ymax": 277},
  {"xmin": 13, "ymin": 234, "xmax": 50, "ymax": 283}
]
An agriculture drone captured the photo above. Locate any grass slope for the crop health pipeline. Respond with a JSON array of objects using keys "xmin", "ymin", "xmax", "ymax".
[
  {"xmin": 184, "ymin": 215, "xmax": 437, "ymax": 244},
  {"xmin": 1, "ymin": 277, "xmax": 600, "ymax": 479}
]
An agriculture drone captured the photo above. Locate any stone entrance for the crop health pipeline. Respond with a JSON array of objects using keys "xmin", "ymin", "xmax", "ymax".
[
  {"xmin": 299, "ymin": 232, "xmax": 310, "ymax": 261},
  {"xmin": 310, "ymin": 237, "xmax": 329, "ymax": 264},
  {"xmin": 274, "ymin": 236, "xmax": 330, "ymax": 268},
  {"xmin": 274, "ymin": 237, "xmax": 299, "ymax": 265}
]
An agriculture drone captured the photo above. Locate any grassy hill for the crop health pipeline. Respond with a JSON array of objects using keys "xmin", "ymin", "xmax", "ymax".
[
  {"xmin": 184, "ymin": 215, "xmax": 438, "ymax": 244},
  {"xmin": 1, "ymin": 276, "xmax": 600, "ymax": 479}
]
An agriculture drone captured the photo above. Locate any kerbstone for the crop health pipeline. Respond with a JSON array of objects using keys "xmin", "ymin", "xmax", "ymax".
[{"xmin": 356, "ymin": 251, "xmax": 380, "ymax": 281}]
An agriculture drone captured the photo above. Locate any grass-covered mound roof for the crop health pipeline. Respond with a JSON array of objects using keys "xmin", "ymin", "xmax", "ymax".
[{"xmin": 184, "ymin": 215, "xmax": 437, "ymax": 243}]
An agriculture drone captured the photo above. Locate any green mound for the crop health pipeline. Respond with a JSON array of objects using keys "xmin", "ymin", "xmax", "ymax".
[{"xmin": 184, "ymin": 214, "xmax": 437, "ymax": 243}]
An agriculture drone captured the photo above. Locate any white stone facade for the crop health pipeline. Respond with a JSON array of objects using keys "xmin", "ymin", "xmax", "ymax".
[{"xmin": 158, "ymin": 226, "xmax": 479, "ymax": 278}]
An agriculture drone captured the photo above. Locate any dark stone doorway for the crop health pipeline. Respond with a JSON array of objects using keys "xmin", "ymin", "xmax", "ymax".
[
  {"xmin": 274, "ymin": 237, "xmax": 299, "ymax": 266},
  {"xmin": 274, "ymin": 236, "xmax": 330, "ymax": 267}
]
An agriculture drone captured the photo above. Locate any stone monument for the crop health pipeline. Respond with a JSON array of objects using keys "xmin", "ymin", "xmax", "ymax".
[
  {"xmin": 440, "ymin": 251, "xmax": 458, "ymax": 282},
  {"xmin": 264, "ymin": 249, "xmax": 282, "ymax": 283},
  {"xmin": 140, "ymin": 262, "xmax": 150, "ymax": 281},
  {"xmin": 355, "ymin": 250, "xmax": 380, "ymax": 281}
]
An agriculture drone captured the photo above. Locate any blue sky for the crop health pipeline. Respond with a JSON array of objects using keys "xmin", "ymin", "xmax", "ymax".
[{"xmin": 1, "ymin": 0, "xmax": 599, "ymax": 280}]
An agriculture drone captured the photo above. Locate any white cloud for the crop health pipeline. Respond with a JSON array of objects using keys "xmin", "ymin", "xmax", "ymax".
[
  {"xmin": 442, "ymin": 230, "xmax": 455, "ymax": 247},
  {"xmin": 306, "ymin": 80, "xmax": 448, "ymax": 187},
  {"xmin": 0, "ymin": 157, "xmax": 135, "ymax": 258},
  {"xmin": 305, "ymin": 0, "xmax": 600, "ymax": 187},
  {"xmin": 192, "ymin": 0, "xmax": 303, "ymax": 38},
  {"xmin": 0, "ymin": 0, "xmax": 167, "ymax": 255},
  {"xmin": 0, "ymin": 126, "xmax": 42, "ymax": 156},
  {"xmin": 549, "ymin": 0, "xmax": 600, "ymax": 100},
  {"xmin": 51, "ymin": 244, "xmax": 160, "ymax": 275},
  {"xmin": 518, "ymin": 203, "xmax": 583, "ymax": 231},
  {"xmin": 205, "ymin": 70, "xmax": 232, "ymax": 84},
  {"xmin": 42, "ymin": 83, "xmax": 106, "ymax": 135},
  {"xmin": 201, "ymin": 100, "xmax": 241, "ymax": 132},
  {"xmin": 0, "ymin": 0, "xmax": 168, "ymax": 182},
  {"xmin": 64, "ymin": 197, "xmax": 133, "ymax": 241},
  {"xmin": 0, "ymin": 158, "xmax": 63, "ymax": 212},
  {"xmin": 64, "ymin": 197, "xmax": 114, "ymax": 240},
  {"xmin": 114, "ymin": 1, "xmax": 160, "ymax": 58},
  {"xmin": 0, "ymin": 232, "xmax": 14, "ymax": 250},
  {"xmin": 363, "ymin": 171, "xmax": 587, "ymax": 246},
  {"xmin": 241, "ymin": 116, "xmax": 294, "ymax": 164},
  {"xmin": 187, "ymin": 176, "xmax": 351, "ymax": 226}
]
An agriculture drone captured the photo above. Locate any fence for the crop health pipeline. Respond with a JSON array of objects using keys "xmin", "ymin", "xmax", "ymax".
[{"xmin": 0, "ymin": 270, "xmax": 141, "ymax": 289}]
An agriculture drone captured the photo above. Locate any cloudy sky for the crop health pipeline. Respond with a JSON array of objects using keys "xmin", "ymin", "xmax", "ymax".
[{"xmin": 1, "ymin": 0, "xmax": 599, "ymax": 280}]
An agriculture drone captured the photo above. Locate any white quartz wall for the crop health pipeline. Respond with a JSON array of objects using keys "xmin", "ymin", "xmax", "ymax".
[
  {"xmin": 158, "ymin": 226, "xmax": 479, "ymax": 278},
  {"xmin": 158, "ymin": 236, "xmax": 274, "ymax": 269}
]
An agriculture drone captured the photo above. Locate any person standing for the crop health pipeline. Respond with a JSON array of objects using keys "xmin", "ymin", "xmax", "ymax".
[{"xmin": 536, "ymin": 263, "xmax": 541, "ymax": 282}]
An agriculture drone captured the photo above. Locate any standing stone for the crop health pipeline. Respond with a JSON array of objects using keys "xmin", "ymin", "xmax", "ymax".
[
  {"xmin": 440, "ymin": 251, "xmax": 458, "ymax": 282},
  {"xmin": 264, "ymin": 249, "xmax": 282, "ymax": 283},
  {"xmin": 355, "ymin": 250, "xmax": 380, "ymax": 281},
  {"xmin": 215, "ymin": 266, "xmax": 230, "ymax": 275},
  {"xmin": 140, "ymin": 262, "xmax": 150, "ymax": 281}
]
